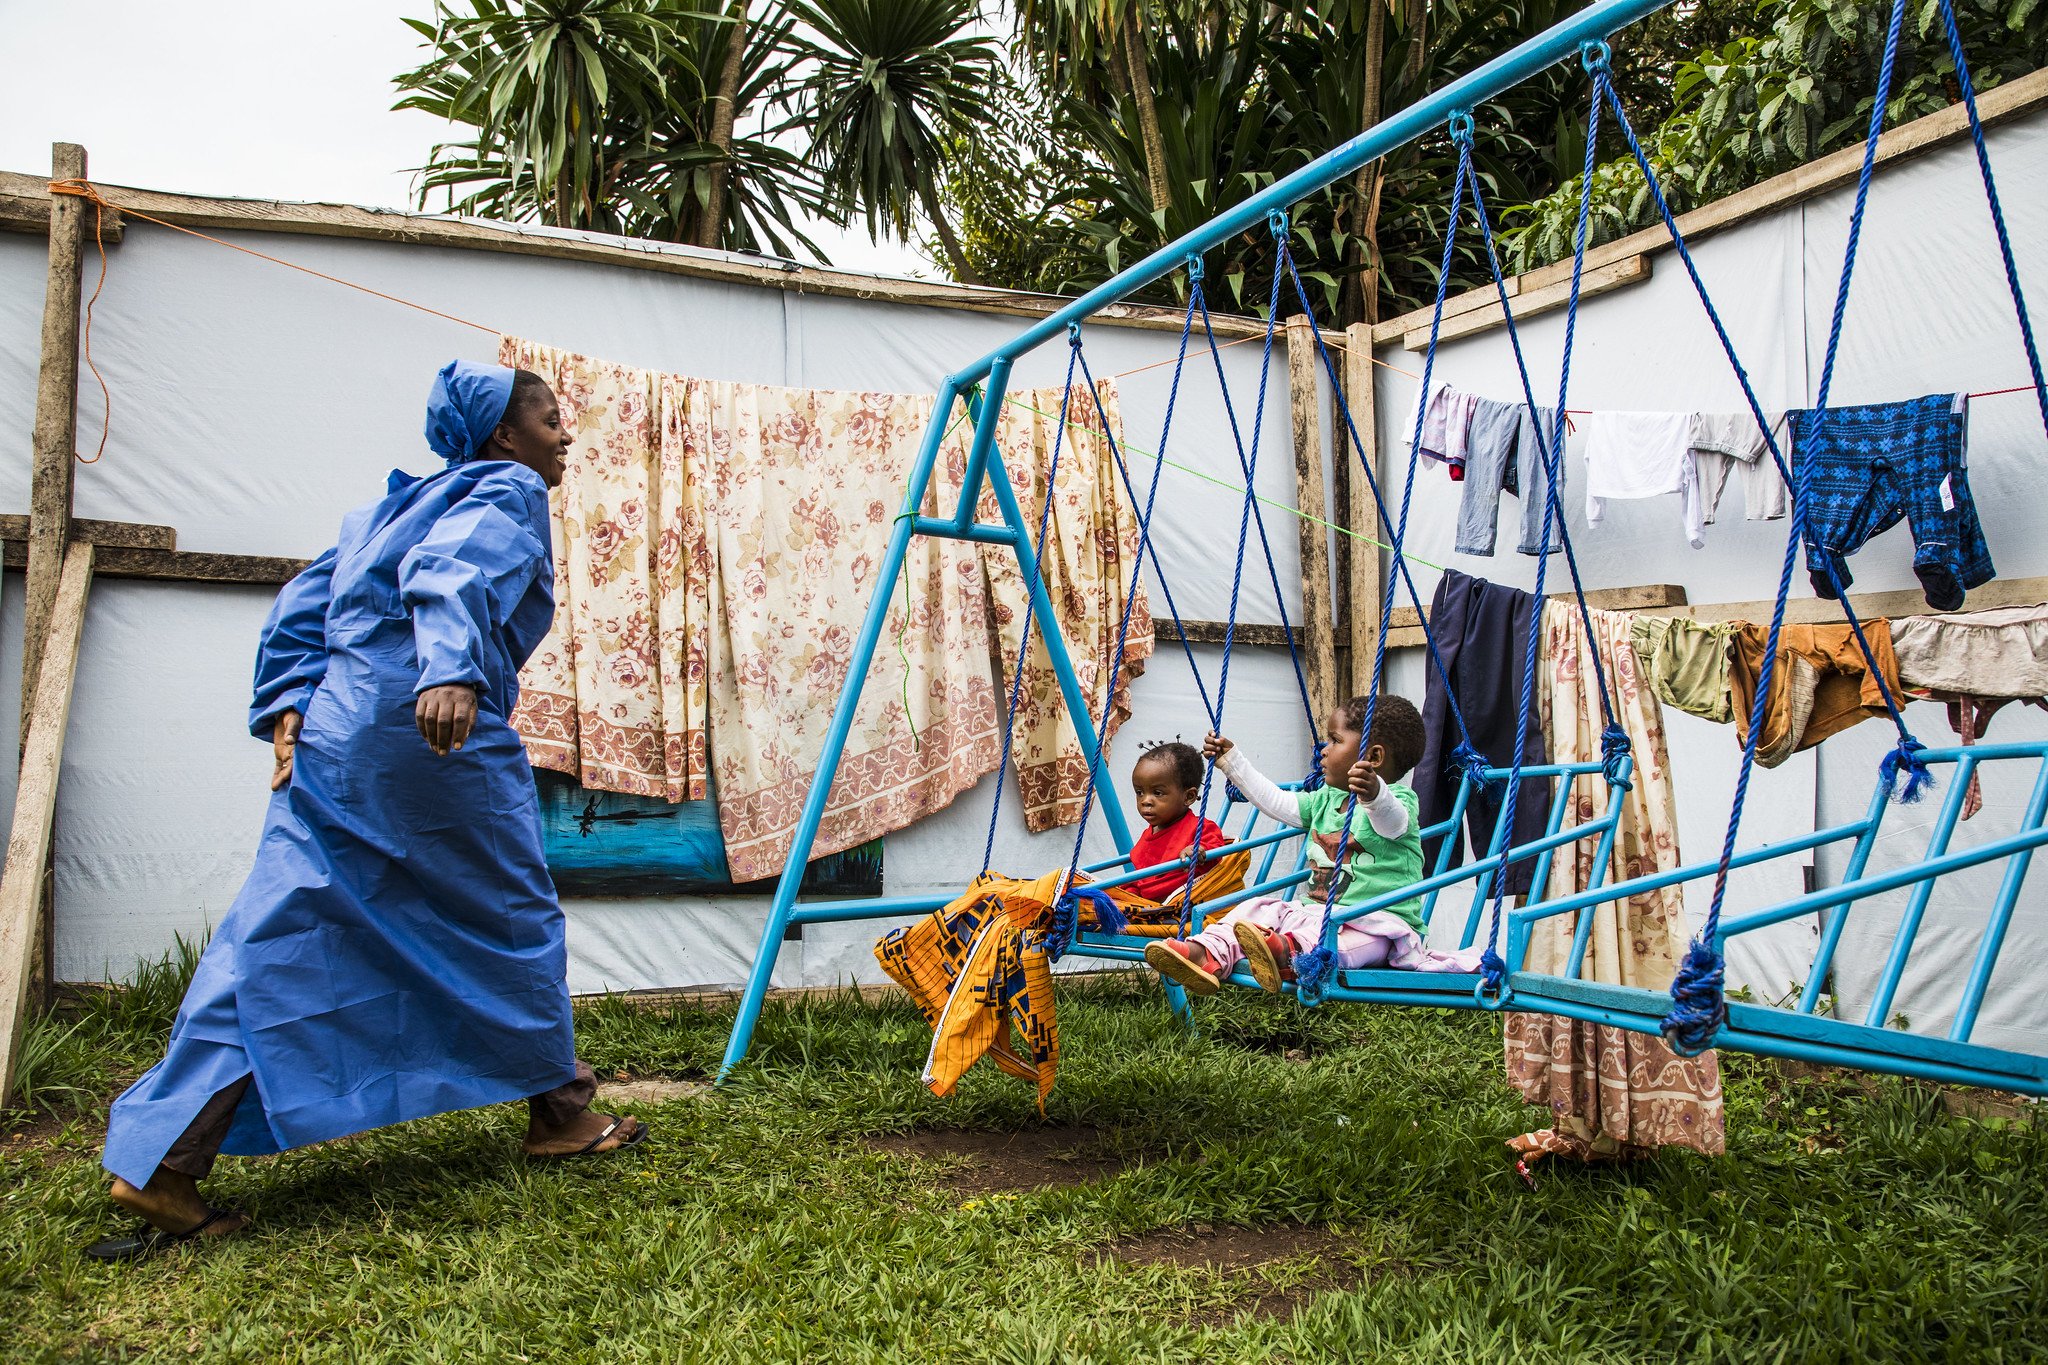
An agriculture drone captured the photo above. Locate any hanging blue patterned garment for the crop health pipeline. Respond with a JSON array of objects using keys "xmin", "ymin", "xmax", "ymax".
[{"xmin": 101, "ymin": 379, "xmax": 574, "ymax": 1186}]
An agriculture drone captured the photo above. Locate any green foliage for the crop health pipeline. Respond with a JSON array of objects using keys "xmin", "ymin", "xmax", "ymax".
[
  {"xmin": 785, "ymin": 0, "xmax": 1007, "ymax": 276},
  {"xmin": 1503, "ymin": 0, "xmax": 2048, "ymax": 273},
  {"xmin": 6, "ymin": 983, "xmax": 2048, "ymax": 1361},
  {"xmin": 397, "ymin": 0, "xmax": 831, "ymax": 255}
]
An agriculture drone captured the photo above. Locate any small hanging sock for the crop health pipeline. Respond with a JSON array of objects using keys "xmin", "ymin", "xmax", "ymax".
[{"xmin": 1660, "ymin": 938, "xmax": 1728, "ymax": 1055}]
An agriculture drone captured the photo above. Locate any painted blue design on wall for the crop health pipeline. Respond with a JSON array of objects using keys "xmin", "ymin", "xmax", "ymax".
[{"xmin": 535, "ymin": 770, "xmax": 883, "ymax": 899}]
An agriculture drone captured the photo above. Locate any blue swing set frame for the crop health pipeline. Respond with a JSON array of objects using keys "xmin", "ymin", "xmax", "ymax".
[{"xmin": 717, "ymin": 0, "xmax": 2048, "ymax": 1099}]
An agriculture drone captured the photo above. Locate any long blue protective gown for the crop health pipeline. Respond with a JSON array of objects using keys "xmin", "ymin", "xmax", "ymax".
[{"xmin": 101, "ymin": 456, "xmax": 577, "ymax": 1186}]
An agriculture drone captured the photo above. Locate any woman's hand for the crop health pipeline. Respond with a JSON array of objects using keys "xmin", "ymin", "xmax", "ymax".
[
  {"xmin": 270, "ymin": 710, "xmax": 302, "ymax": 792},
  {"xmin": 1201, "ymin": 732, "xmax": 1234, "ymax": 761},
  {"xmin": 416, "ymin": 684, "xmax": 479, "ymax": 756},
  {"xmin": 1346, "ymin": 757, "xmax": 1383, "ymax": 802}
]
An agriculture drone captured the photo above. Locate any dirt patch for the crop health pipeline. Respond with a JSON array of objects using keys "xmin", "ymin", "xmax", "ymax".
[
  {"xmin": 1111, "ymin": 1224, "xmax": 1369, "ymax": 1325},
  {"xmin": 868, "ymin": 1126, "xmax": 1130, "ymax": 1195},
  {"xmin": 600, "ymin": 1078, "xmax": 708, "ymax": 1106},
  {"xmin": 1941, "ymin": 1087, "xmax": 2038, "ymax": 1123}
]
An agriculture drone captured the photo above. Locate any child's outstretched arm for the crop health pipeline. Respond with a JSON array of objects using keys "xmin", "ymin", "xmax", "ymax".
[{"xmin": 1202, "ymin": 733, "xmax": 1306, "ymax": 828}]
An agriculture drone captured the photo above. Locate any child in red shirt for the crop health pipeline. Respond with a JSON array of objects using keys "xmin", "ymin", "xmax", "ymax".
[{"xmin": 1123, "ymin": 741, "xmax": 1229, "ymax": 901}]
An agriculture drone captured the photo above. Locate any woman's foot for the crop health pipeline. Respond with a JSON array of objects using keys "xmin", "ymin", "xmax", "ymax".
[
  {"xmin": 1233, "ymin": 923, "xmax": 1297, "ymax": 993},
  {"xmin": 108, "ymin": 1171, "xmax": 247, "ymax": 1239},
  {"xmin": 521, "ymin": 1109, "xmax": 648, "ymax": 1159},
  {"xmin": 1144, "ymin": 939, "xmax": 1222, "ymax": 996}
]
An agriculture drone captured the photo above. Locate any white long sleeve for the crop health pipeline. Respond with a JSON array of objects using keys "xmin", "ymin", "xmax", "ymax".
[
  {"xmin": 1216, "ymin": 748, "xmax": 1305, "ymax": 828},
  {"xmin": 1359, "ymin": 782, "xmax": 1410, "ymax": 840},
  {"xmin": 1216, "ymin": 747, "xmax": 1410, "ymax": 839}
]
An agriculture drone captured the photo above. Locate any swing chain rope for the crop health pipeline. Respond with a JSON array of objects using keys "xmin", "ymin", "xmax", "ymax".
[
  {"xmin": 1047, "ymin": 290, "xmax": 1205, "ymax": 958},
  {"xmin": 1468, "ymin": 70, "xmax": 1605, "ymax": 1004},
  {"xmin": 1176, "ymin": 219, "xmax": 1291, "ymax": 932},
  {"xmin": 1285, "ymin": 126, "xmax": 1482, "ymax": 1004},
  {"xmin": 1192, "ymin": 285, "xmax": 1327, "ymax": 789},
  {"xmin": 981, "ymin": 335, "xmax": 1084, "ymax": 876}
]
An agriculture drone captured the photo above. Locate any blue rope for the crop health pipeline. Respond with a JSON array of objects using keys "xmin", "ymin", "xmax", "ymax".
[
  {"xmin": 981, "ymin": 340, "xmax": 1082, "ymax": 875},
  {"xmin": 1577, "ymin": 9, "xmax": 1930, "ymax": 1051},
  {"xmin": 1193, "ymin": 288, "xmax": 1326, "ymax": 785},
  {"xmin": 1935, "ymin": 0, "xmax": 2048, "ymax": 442},
  {"xmin": 1175, "ymin": 229, "xmax": 1290, "ymax": 930},
  {"xmin": 1284, "ymin": 124, "xmax": 1480, "ymax": 1003},
  {"xmin": 1466, "ymin": 78, "xmax": 1605, "ymax": 1000},
  {"xmin": 1063, "ymin": 312, "xmax": 1196, "ymax": 881}
]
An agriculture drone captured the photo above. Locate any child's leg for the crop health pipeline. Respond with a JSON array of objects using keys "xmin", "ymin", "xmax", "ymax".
[
  {"xmin": 1268, "ymin": 903, "xmax": 1398, "ymax": 970},
  {"xmin": 1186, "ymin": 900, "xmax": 1285, "ymax": 976}
]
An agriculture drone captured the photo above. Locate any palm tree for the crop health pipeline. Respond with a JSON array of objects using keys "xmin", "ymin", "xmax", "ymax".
[
  {"xmin": 1017, "ymin": 0, "xmax": 1175, "ymax": 215},
  {"xmin": 396, "ymin": 0, "xmax": 693, "ymax": 230},
  {"xmin": 786, "ymin": 0, "xmax": 1006, "ymax": 283}
]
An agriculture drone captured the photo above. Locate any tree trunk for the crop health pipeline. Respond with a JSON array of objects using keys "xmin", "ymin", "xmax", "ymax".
[
  {"xmin": 697, "ymin": 0, "xmax": 749, "ymax": 250},
  {"xmin": 918, "ymin": 175, "xmax": 983, "ymax": 286},
  {"xmin": 1120, "ymin": 9, "xmax": 1173, "ymax": 216},
  {"xmin": 1340, "ymin": 0, "xmax": 1390, "ymax": 327}
]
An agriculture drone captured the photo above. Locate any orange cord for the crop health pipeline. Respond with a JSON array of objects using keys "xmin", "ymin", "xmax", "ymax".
[{"xmin": 52, "ymin": 181, "xmax": 114, "ymax": 464}]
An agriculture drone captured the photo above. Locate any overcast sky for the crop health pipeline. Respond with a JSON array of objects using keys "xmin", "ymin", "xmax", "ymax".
[{"xmin": 0, "ymin": 0, "xmax": 926, "ymax": 276}]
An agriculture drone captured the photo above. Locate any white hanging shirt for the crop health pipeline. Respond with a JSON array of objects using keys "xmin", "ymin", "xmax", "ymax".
[{"xmin": 1583, "ymin": 410, "xmax": 1704, "ymax": 547}]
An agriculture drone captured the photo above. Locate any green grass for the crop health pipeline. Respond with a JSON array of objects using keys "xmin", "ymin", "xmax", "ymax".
[{"xmin": 3, "ymin": 969, "xmax": 2045, "ymax": 1363}]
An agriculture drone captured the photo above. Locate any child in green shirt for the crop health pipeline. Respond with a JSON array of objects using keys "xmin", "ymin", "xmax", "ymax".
[{"xmin": 1145, "ymin": 694, "xmax": 1479, "ymax": 994}]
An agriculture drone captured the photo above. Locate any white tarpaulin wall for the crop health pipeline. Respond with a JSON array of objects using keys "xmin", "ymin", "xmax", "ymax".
[
  {"xmin": 1370, "ymin": 113, "xmax": 2048, "ymax": 1058},
  {"xmin": 0, "ymin": 209, "xmax": 1312, "ymax": 995}
]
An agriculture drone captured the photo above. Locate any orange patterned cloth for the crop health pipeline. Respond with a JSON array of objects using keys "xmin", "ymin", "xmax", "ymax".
[
  {"xmin": 981, "ymin": 382, "xmax": 1155, "ymax": 832},
  {"xmin": 1504, "ymin": 601, "xmax": 1726, "ymax": 1162},
  {"xmin": 877, "ymin": 856, "xmax": 1249, "ymax": 1109}
]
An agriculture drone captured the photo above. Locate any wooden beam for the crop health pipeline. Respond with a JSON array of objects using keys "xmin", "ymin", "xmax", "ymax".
[
  {"xmin": 0, "ymin": 190, "xmax": 122, "ymax": 242},
  {"xmin": 1400, "ymin": 255, "xmax": 1650, "ymax": 352},
  {"xmin": 1371, "ymin": 66, "xmax": 2048, "ymax": 349},
  {"xmin": 1382, "ymin": 583, "xmax": 1689, "ymax": 648},
  {"xmin": 0, "ymin": 171, "xmax": 1339, "ymax": 347},
  {"xmin": 1158, "ymin": 619, "xmax": 1300, "ymax": 648},
  {"xmin": 1638, "ymin": 575, "xmax": 2048, "ymax": 628},
  {"xmin": 0, "ymin": 544, "xmax": 93, "ymax": 1109},
  {"xmin": 1285, "ymin": 317, "xmax": 1337, "ymax": 718},
  {"xmin": 0, "ymin": 515, "xmax": 175, "ymax": 550},
  {"xmin": 24, "ymin": 144, "xmax": 87, "ymax": 746},
  {"xmin": 1, "ymin": 543, "xmax": 307, "ymax": 584},
  {"xmin": 1342, "ymin": 321, "xmax": 1382, "ymax": 700}
]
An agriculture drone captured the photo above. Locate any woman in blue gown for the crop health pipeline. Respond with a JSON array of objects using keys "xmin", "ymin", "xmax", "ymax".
[{"xmin": 90, "ymin": 361, "xmax": 645, "ymax": 1259}]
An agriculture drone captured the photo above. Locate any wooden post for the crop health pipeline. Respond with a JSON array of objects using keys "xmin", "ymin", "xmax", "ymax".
[
  {"xmin": 21, "ymin": 143, "xmax": 88, "ymax": 1008},
  {"xmin": 25, "ymin": 144, "xmax": 87, "ymax": 734},
  {"xmin": 1343, "ymin": 323, "xmax": 1384, "ymax": 685},
  {"xmin": 0, "ymin": 545, "xmax": 93, "ymax": 1109},
  {"xmin": 1285, "ymin": 316, "xmax": 1337, "ymax": 719}
]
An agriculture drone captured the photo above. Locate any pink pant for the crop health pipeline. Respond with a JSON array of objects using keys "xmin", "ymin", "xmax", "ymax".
[{"xmin": 1189, "ymin": 897, "xmax": 1395, "ymax": 974}]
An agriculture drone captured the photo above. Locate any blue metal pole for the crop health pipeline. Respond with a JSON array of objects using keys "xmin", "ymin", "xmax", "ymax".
[
  {"xmin": 717, "ymin": 378, "xmax": 961, "ymax": 1080},
  {"xmin": 1949, "ymin": 753, "xmax": 2048, "ymax": 1041},
  {"xmin": 977, "ymin": 442, "xmax": 1137, "ymax": 854},
  {"xmin": 1862, "ymin": 760, "xmax": 1974, "ymax": 1027},
  {"xmin": 943, "ymin": 0, "xmax": 1679, "ymax": 387},
  {"xmin": 1796, "ymin": 781, "xmax": 1891, "ymax": 1016},
  {"xmin": 1563, "ymin": 756, "xmax": 1634, "ymax": 977},
  {"xmin": 951, "ymin": 358, "xmax": 1013, "ymax": 530}
]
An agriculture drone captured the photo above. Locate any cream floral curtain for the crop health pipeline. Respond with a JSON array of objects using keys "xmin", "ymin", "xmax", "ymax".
[
  {"xmin": 501, "ymin": 338, "xmax": 710, "ymax": 802},
  {"xmin": 1504, "ymin": 601, "xmax": 1726, "ymax": 1161},
  {"xmin": 977, "ymin": 380, "xmax": 1155, "ymax": 833},
  {"xmin": 680, "ymin": 379, "xmax": 1003, "ymax": 882}
]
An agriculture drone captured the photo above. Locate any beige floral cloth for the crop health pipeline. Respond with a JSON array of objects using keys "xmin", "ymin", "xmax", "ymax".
[
  {"xmin": 979, "ymin": 381, "xmax": 1155, "ymax": 832},
  {"xmin": 501, "ymin": 338, "xmax": 711, "ymax": 802},
  {"xmin": 500, "ymin": 337, "xmax": 1152, "ymax": 881},
  {"xmin": 683, "ymin": 378, "xmax": 1002, "ymax": 882},
  {"xmin": 1504, "ymin": 600, "xmax": 1726, "ymax": 1161}
]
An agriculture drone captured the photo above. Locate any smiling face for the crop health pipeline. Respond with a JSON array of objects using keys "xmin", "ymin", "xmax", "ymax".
[
  {"xmin": 488, "ymin": 384, "xmax": 571, "ymax": 488},
  {"xmin": 1131, "ymin": 753, "xmax": 1197, "ymax": 830}
]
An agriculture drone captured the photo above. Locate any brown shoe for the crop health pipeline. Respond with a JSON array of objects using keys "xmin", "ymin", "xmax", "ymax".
[
  {"xmin": 1233, "ymin": 922, "xmax": 1297, "ymax": 993},
  {"xmin": 1145, "ymin": 939, "xmax": 1222, "ymax": 996}
]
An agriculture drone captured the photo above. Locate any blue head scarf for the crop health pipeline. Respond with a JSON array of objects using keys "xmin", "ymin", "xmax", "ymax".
[{"xmin": 425, "ymin": 359, "xmax": 516, "ymax": 465}]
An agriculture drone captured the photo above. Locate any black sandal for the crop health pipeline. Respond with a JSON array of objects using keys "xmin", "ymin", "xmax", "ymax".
[
  {"xmin": 530, "ymin": 1113, "xmax": 649, "ymax": 1160},
  {"xmin": 83, "ymin": 1207, "xmax": 245, "ymax": 1262}
]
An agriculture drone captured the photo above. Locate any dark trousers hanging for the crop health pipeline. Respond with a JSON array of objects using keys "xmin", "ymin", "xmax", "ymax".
[{"xmin": 1415, "ymin": 570, "xmax": 1551, "ymax": 895}]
